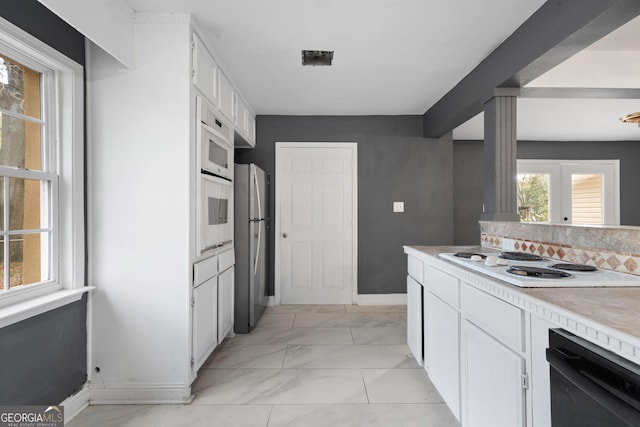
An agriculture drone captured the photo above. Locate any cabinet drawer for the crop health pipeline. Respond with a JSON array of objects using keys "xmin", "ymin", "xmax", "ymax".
[
  {"xmin": 407, "ymin": 255, "xmax": 424, "ymax": 283},
  {"xmin": 194, "ymin": 255, "xmax": 218, "ymax": 286},
  {"xmin": 462, "ymin": 284, "xmax": 523, "ymax": 352},
  {"xmin": 426, "ymin": 265, "xmax": 459, "ymax": 308},
  {"xmin": 218, "ymin": 248, "xmax": 235, "ymax": 272}
]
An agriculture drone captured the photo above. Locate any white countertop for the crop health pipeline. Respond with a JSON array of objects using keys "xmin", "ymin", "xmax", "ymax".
[{"xmin": 405, "ymin": 245, "xmax": 640, "ymax": 362}]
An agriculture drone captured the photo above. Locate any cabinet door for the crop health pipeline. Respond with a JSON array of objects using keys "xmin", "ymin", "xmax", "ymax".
[
  {"xmin": 234, "ymin": 94, "xmax": 248, "ymax": 135},
  {"xmin": 192, "ymin": 34, "xmax": 217, "ymax": 105},
  {"xmin": 218, "ymin": 71, "xmax": 235, "ymax": 123},
  {"xmin": 193, "ymin": 276, "xmax": 218, "ymax": 371},
  {"xmin": 407, "ymin": 275, "xmax": 423, "ymax": 366},
  {"xmin": 218, "ymin": 266, "xmax": 235, "ymax": 340},
  {"xmin": 426, "ymin": 292, "xmax": 460, "ymax": 420},
  {"xmin": 462, "ymin": 320, "xmax": 526, "ymax": 427},
  {"xmin": 247, "ymin": 111, "xmax": 256, "ymax": 145}
]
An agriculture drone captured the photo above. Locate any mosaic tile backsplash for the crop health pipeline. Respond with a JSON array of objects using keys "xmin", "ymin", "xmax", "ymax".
[{"xmin": 479, "ymin": 221, "xmax": 640, "ymax": 276}]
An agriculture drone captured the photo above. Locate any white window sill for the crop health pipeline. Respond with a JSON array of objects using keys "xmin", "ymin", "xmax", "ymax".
[{"xmin": 0, "ymin": 286, "xmax": 95, "ymax": 329}]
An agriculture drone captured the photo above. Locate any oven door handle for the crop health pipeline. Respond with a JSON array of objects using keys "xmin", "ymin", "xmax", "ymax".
[{"xmin": 546, "ymin": 348, "xmax": 640, "ymax": 425}]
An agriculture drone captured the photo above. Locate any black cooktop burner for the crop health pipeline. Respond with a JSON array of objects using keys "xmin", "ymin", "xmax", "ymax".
[
  {"xmin": 453, "ymin": 252, "xmax": 487, "ymax": 259},
  {"xmin": 507, "ymin": 266, "xmax": 572, "ymax": 278},
  {"xmin": 500, "ymin": 251, "xmax": 546, "ymax": 262},
  {"xmin": 549, "ymin": 263, "xmax": 597, "ymax": 272}
]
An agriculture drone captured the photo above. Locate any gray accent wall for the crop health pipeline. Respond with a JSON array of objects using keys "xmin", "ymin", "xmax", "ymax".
[
  {"xmin": 0, "ymin": 1, "xmax": 87, "ymax": 405},
  {"xmin": 236, "ymin": 116, "xmax": 454, "ymax": 296},
  {"xmin": 0, "ymin": 1, "xmax": 85, "ymax": 65},
  {"xmin": 453, "ymin": 140, "xmax": 640, "ymax": 244},
  {"xmin": 453, "ymin": 140, "xmax": 484, "ymax": 244},
  {"xmin": 0, "ymin": 296, "xmax": 87, "ymax": 404}
]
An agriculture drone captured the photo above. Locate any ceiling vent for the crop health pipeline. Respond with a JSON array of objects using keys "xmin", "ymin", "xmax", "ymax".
[{"xmin": 301, "ymin": 50, "xmax": 334, "ymax": 66}]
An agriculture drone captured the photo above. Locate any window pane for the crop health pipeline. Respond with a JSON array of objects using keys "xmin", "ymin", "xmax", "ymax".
[
  {"xmin": 571, "ymin": 174, "xmax": 603, "ymax": 224},
  {"xmin": 0, "ymin": 55, "xmax": 41, "ymax": 119},
  {"xmin": 517, "ymin": 173, "xmax": 550, "ymax": 222},
  {"xmin": 0, "ymin": 233, "xmax": 47, "ymax": 289},
  {"xmin": 9, "ymin": 177, "xmax": 43, "ymax": 231},
  {"xmin": 8, "ymin": 234, "xmax": 23, "ymax": 288},
  {"xmin": 0, "ymin": 113, "xmax": 42, "ymax": 170},
  {"xmin": 0, "ymin": 54, "xmax": 42, "ymax": 171},
  {"xmin": 0, "ymin": 176, "xmax": 3, "ymax": 230}
]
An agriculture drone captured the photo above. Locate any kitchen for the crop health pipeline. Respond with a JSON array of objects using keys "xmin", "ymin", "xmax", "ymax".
[{"xmin": 0, "ymin": 0, "xmax": 639, "ymax": 426}]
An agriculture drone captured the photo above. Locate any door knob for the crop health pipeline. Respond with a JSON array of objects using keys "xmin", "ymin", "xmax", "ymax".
[{"xmin": 283, "ymin": 233, "xmax": 288, "ymax": 238}]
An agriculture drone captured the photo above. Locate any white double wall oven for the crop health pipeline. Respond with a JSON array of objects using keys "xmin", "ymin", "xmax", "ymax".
[{"xmin": 196, "ymin": 96, "xmax": 234, "ymax": 254}]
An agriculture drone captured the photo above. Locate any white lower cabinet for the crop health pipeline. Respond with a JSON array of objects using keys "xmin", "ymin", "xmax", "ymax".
[
  {"xmin": 406, "ymin": 249, "xmax": 530, "ymax": 427},
  {"xmin": 407, "ymin": 275, "xmax": 423, "ymax": 366},
  {"xmin": 218, "ymin": 266, "xmax": 235, "ymax": 340},
  {"xmin": 530, "ymin": 315, "xmax": 557, "ymax": 427},
  {"xmin": 462, "ymin": 320, "xmax": 526, "ymax": 427},
  {"xmin": 192, "ymin": 276, "xmax": 218, "ymax": 371},
  {"xmin": 425, "ymin": 291, "xmax": 460, "ymax": 420}
]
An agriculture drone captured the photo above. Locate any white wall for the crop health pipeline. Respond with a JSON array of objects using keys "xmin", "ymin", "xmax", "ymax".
[
  {"xmin": 87, "ymin": 17, "xmax": 193, "ymax": 401},
  {"xmin": 38, "ymin": 0, "xmax": 135, "ymax": 67}
]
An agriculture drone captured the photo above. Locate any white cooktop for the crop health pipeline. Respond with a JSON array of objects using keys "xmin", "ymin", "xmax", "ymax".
[{"xmin": 439, "ymin": 252, "xmax": 640, "ymax": 288}]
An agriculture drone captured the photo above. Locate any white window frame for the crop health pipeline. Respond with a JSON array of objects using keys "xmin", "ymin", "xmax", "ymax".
[
  {"xmin": 517, "ymin": 159, "xmax": 620, "ymax": 225},
  {"xmin": 0, "ymin": 17, "xmax": 91, "ymax": 328}
]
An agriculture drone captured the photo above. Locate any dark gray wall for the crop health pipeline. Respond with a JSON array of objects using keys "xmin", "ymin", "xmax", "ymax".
[
  {"xmin": 0, "ymin": 1, "xmax": 87, "ymax": 405},
  {"xmin": 453, "ymin": 140, "xmax": 484, "ymax": 244},
  {"xmin": 0, "ymin": 1, "xmax": 85, "ymax": 65},
  {"xmin": 453, "ymin": 139, "xmax": 640, "ymax": 244},
  {"xmin": 0, "ymin": 296, "xmax": 87, "ymax": 404},
  {"xmin": 236, "ymin": 116, "xmax": 453, "ymax": 295}
]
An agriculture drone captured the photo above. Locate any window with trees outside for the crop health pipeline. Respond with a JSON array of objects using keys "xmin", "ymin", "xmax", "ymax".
[
  {"xmin": 517, "ymin": 160, "xmax": 619, "ymax": 225},
  {"xmin": 0, "ymin": 18, "xmax": 84, "ymax": 317},
  {"xmin": 0, "ymin": 54, "xmax": 52, "ymax": 291}
]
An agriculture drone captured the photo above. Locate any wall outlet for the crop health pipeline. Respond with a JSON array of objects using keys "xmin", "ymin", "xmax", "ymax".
[{"xmin": 393, "ymin": 202, "xmax": 404, "ymax": 213}]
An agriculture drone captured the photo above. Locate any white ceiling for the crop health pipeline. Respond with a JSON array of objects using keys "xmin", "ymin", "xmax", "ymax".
[
  {"xmin": 453, "ymin": 16, "xmax": 640, "ymax": 141},
  {"xmin": 124, "ymin": 0, "xmax": 546, "ymax": 115},
  {"xmin": 124, "ymin": 0, "xmax": 640, "ymax": 141}
]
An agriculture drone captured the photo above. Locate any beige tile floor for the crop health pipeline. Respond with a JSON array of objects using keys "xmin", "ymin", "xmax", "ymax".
[{"xmin": 68, "ymin": 305, "xmax": 458, "ymax": 426}]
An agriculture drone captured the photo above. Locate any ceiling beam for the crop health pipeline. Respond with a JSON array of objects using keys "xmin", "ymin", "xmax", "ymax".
[
  {"xmin": 520, "ymin": 87, "xmax": 640, "ymax": 99},
  {"xmin": 422, "ymin": 0, "xmax": 640, "ymax": 138}
]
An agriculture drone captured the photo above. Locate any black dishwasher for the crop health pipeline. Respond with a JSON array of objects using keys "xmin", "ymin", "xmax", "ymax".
[{"xmin": 546, "ymin": 329, "xmax": 640, "ymax": 427}]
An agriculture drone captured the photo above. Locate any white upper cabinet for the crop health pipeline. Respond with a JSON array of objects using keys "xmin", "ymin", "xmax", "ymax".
[
  {"xmin": 192, "ymin": 31, "xmax": 257, "ymax": 148},
  {"xmin": 192, "ymin": 33, "xmax": 217, "ymax": 106},
  {"xmin": 247, "ymin": 110, "xmax": 256, "ymax": 144},
  {"xmin": 235, "ymin": 93, "xmax": 248, "ymax": 134},
  {"xmin": 218, "ymin": 70, "xmax": 235, "ymax": 123},
  {"xmin": 234, "ymin": 93, "xmax": 256, "ymax": 148}
]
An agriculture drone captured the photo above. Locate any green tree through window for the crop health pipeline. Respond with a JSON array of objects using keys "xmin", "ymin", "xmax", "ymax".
[{"xmin": 517, "ymin": 174, "xmax": 549, "ymax": 222}]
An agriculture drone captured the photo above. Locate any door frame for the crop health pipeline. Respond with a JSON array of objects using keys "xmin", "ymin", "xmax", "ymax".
[{"xmin": 274, "ymin": 142, "xmax": 358, "ymax": 305}]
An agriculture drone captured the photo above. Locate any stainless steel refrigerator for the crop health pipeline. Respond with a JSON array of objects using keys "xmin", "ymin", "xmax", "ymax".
[{"xmin": 234, "ymin": 163, "xmax": 268, "ymax": 333}]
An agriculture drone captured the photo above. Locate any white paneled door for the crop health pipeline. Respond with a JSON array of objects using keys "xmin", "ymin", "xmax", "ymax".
[{"xmin": 276, "ymin": 143, "xmax": 357, "ymax": 304}]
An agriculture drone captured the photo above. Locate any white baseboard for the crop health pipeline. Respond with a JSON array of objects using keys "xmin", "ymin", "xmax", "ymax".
[
  {"xmin": 356, "ymin": 293, "xmax": 407, "ymax": 305},
  {"xmin": 266, "ymin": 296, "xmax": 277, "ymax": 306},
  {"xmin": 60, "ymin": 384, "xmax": 90, "ymax": 424},
  {"xmin": 89, "ymin": 384, "xmax": 193, "ymax": 405}
]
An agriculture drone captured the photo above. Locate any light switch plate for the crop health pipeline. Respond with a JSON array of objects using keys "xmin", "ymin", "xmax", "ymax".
[{"xmin": 393, "ymin": 202, "xmax": 404, "ymax": 213}]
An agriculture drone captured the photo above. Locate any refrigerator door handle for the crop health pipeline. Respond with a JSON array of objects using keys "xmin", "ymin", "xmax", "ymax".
[{"xmin": 253, "ymin": 166, "xmax": 262, "ymax": 275}]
